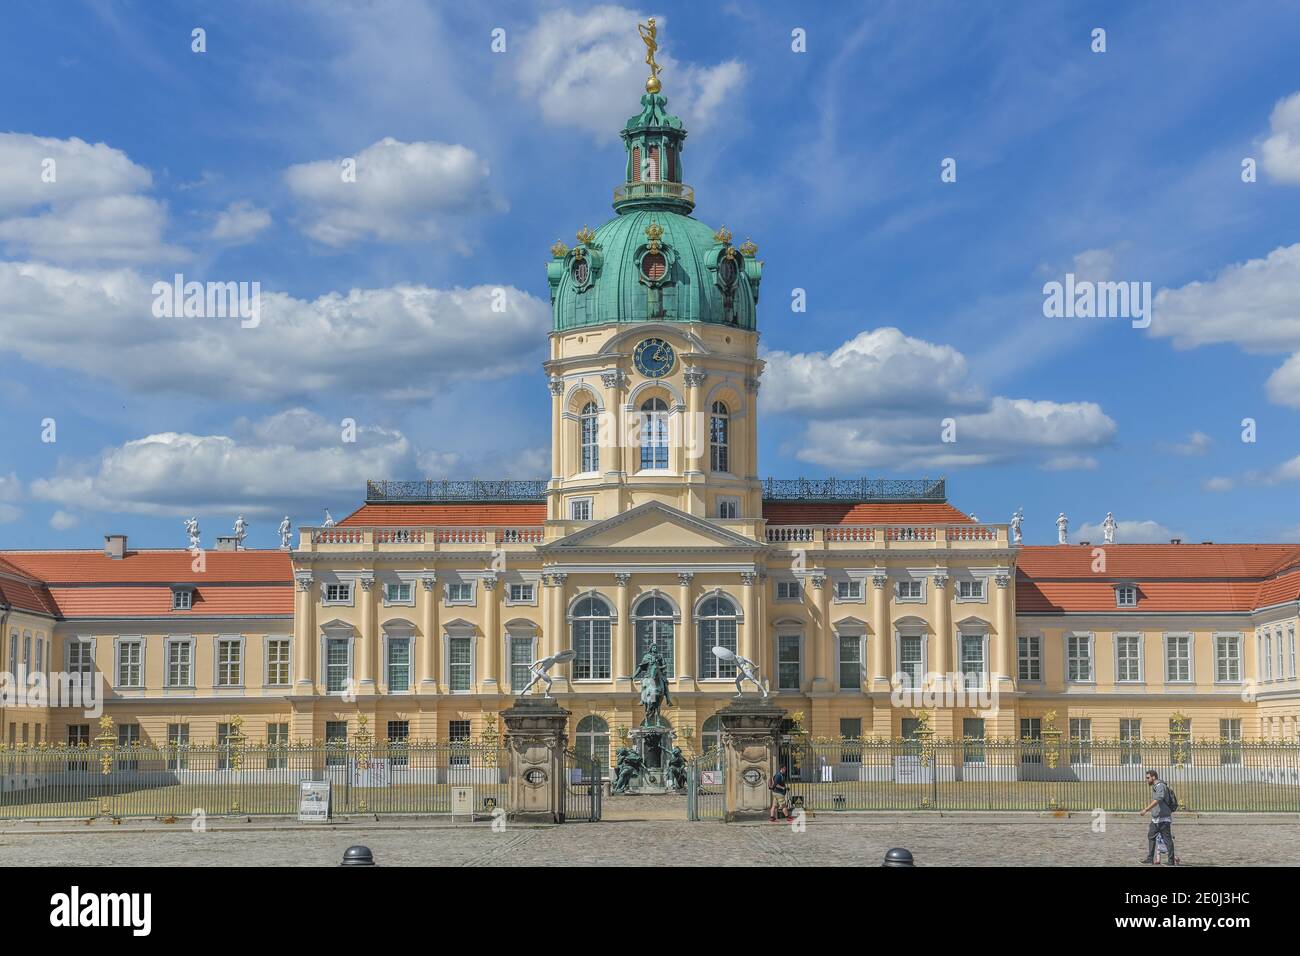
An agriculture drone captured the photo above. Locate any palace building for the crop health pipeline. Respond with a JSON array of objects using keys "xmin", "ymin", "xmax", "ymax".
[{"xmin": 2, "ymin": 80, "xmax": 1299, "ymax": 767}]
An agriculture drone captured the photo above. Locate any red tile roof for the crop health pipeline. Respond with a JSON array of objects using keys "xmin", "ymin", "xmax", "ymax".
[
  {"xmin": 45, "ymin": 585, "xmax": 292, "ymax": 619},
  {"xmin": 3, "ymin": 549, "xmax": 291, "ymax": 584},
  {"xmin": 340, "ymin": 504, "xmax": 548, "ymax": 527},
  {"xmin": 1015, "ymin": 544, "xmax": 1300, "ymax": 614},
  {"xmin": 762, "ymin": 502, "xmax": 975, "ymax": 525},
  {"xmin": 0, "ymin": 556, "xmax": 60, "ymax": 617}
]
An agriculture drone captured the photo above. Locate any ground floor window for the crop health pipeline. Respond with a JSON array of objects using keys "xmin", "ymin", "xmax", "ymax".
[
  {"xmin": 1119, "ymin": 718, "xmax": 1142, "ymax": 765},
  {"xmin": 575, "ymin": 715, "xmax": 610, "ymax": 771},
  {"xmin": 267, "ymin": 722, "xmax": 289, "ymax": 769},
  {"xmin": 1069, "ymin": 718, "xmax": 1092, "ymax": 764},
  {"xmin": 166, "ymin": 723, "xmax": 189, "ymax": 771},
  {"xmin": 1019, "ymin": 717, "xmax": 1042, "ymax": 764},
  {"xmin": 839, "ymin": 718, "xmax": 862, "ymax": 762},
  {"xmin": 387, "ymin": 720, "xmax": 409, "ymax": 767},
  {"xmin": 449, "ymin": 719, "xmax": 471, "ymax": 766},
  {"xmin": 1220, "ymin": 719, "xmax": 1242, "ymax": 765},
  {"xmin": 117, "ymin": 723, "xmax": 140, "ymax": 771},
  {"xmin": 701, "ymin": 714, "xmax": 721, "ymax": 755},
  {"xmin": 325, "ymin": 720, "xmax": 348, "ymax": 767},
  {"xmin": 962, "ymin": 717, "xmax": 985, "ymax": 763}
]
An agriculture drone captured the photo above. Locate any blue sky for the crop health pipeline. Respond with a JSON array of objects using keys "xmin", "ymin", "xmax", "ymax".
[{"xmin": 2, "ymin": 0, "xmax": 1300, "ymax": 549}]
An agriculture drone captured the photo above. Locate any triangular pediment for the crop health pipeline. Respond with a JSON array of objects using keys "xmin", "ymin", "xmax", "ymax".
[{"xmin": 542, "ymin": 501, "xmax": 761, "ymax": 552}]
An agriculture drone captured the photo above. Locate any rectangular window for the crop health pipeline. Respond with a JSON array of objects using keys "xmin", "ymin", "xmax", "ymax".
[
  {"xmin": 898, "ymin": 635, "xmax": 924, "ymax": 687},
  {"xmin": 1289, "ymin": 626, "xmax": 1297, "ymax": 679},
  {"xmin": 896, "ymin": 580, "xmax": 923, "ymax": 601},
  {"xmin": 216, "ymin": 639, "xmax": 243, "ymax": 686},
  {"xmin": 1263, "ymin": 632, "xmax": 1273, "ymax": 681},
  {"xmin": 449, "ymin": 719, "xmax": 471, "ymax": 766},
  {"xmin": 698, "ymin": 617, "xmax": 738, "ymax": 680},
  {"xmin": 839, "ymin": 718, "xmax": 862, "ymax": 763},
  {"xmin": 8, "ymin": 631, "xmax": 16, "ymax": 671},
  {"xmin": 777, "ymin": 635, "xmax": 801, "ymax": 691},
  {"xmin": 117, "ymin": 723, "xmax": 141, "ymax": 771},
  {"xmin": 266, "ymin": 639, "xmax": 291, "ymax": 686},
  {"xmin": 1219, "ymin": 718, "xmax": 1242, "ymax": 765},
  {"xmin": 1216, "ymin": 634, "xmax": 1241, "ymax": 682},
  {"xmin": 116, "ymin": 639, "xmax": 143, "ymax": 688},
  {"xmin": 68, "ymin": 640, "xmax": 93, "ymax": 676},
  {"xmin": 1116, "ymin": 634, "xmax": 1142, "ymax": 682},
  {"xmin": 957, "ymin": 579, "xmax": 985, "ymax": 600},
  {"xmin": 167, "ymin": 724, "xmax": 189, "ymax": 771},
  {"xmin": 568, "ymin": 497, "xmax": 592, "ymax": 521},
  {"xmin": 573, "ymin": 618, "xmax": 612, "ymax": 680},
  {"xmin": 835, "ymin": 579, "xmax": 863, "ymax": 601},
  {"xmin": 1067, "ymin": 634, "xmax": 1092, "ymax": 682},
  {"xmin": 166, "ymin": 640, "xmax": 192, "ymax": 687},
  {"xmin": 448, "ymin": 636, "xmax": 473, "ymax": 691},
  {"xmin": 1278, "ymin": 627, "xmax": 1287, "ymax": 681},
  {"xmin": 1119, "ymin": 718, "xmax": 1142, "ymax": 765},
  {"xmin": 1018, "ymin": 635, "xmax": 1041, "ymax": 681},
  {"xmin": 837, "ymin": 634, "xmax": 862, "ymax": 690},
  {"xmin": 1165, "ymin": 635, "xmax": 1192, "ymax": 682},
  {"xmin": 387, "ymin": 720, "xmax": 409, "ymax": 768},
  {"xmin": 1116, "ymin": 585, "xmax": 1137, "ymax": 608},
  {"xmin": 325, "ymin": 720, "xmax": 348, "ymax": 768},
  {"xmin": 446, "ymin": 581, "xmax": 474, "ymax": 604},
  {"xmin": 266, "ymin": 722, "xmax": 289, "ymax": 769},
  {"xmin": 172, "ymin": 589, "xmax": 193, "ymax": 610},
  {"xmin": 962, "ymin": 718, "xmax": 985, "ymax": 764},
  {"xmin": 325, "ymin": 637, "xmax": 350, "ymax": 693},
  {"xmin": 323, "ymin": 583, "xmax": 352, "ymax": 604},
  {"xmin": 35, "ymin": 637, "xmax": 43, "ymax": 671},
  {"xmin": 1069, "ymin": 718, "xmax": 1092, "ymax": 764},
  {"xmin": 510, "ymin": 636, "xmax": 534, "ymax": 692},
  {"xmin": 384, "ymin": 582, "xmax": 412, "ymax": 604},
  {"xmin": 959, "ymin": 634, "xmax": 985, "ymax": 687},
  {"xmin": 717, "ymin": 498, "xmax": 739, "ymax": 519},
  {"xmin": 508, "ymin": 582, "xmax": 535, "ymax": 603},
  {"xmin": 1019, "ymin": 717, "xmax": 1042, "ymax": 764},
  {"xmin": 775, "ymin": 580, "xmax": 800, "ymax": 602},
  {"xmin": 387, "ymin": 636, "xmax": 411, "ymax": 692},
  {"xmin": 68, "ymin": 724, "xmax": 90, "ymax": 746}
]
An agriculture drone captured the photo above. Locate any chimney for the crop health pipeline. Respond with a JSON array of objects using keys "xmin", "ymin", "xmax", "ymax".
[
  {"xmin": 215, "ymin": 536, "xmax": 239, "ymax": 552},
  {"xmin": 104, "ymin": 534, "xmax": 127, "ymax": 559},
  {"xmin": 1170, "ymin": 538, "xmax": 1182, "ymax": 545}
]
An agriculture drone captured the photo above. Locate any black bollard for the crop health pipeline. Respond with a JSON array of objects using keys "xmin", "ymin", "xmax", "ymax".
[
  {"xmin": 340, "ymin": 845, "xmax": 376, "ymax": 866},
  {"xmin": 882, "ymin": 847, "xmax": 915, "ymax": 867}
]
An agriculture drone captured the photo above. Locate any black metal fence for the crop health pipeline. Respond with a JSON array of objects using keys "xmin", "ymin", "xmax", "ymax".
[
  {"xmin": 0, "ymin": 742, "xmax": 507, "ymax": 820},
  {"xmin": 561, "ymin": 749, "xmax": 603, "ymax": 822},
  {"xmin": 780, "ymin": 738, "xmax": 1300, "ymax": 812},
  {"xmin": 687, "ymin": 748, "xmax": 726, "ymax": 820}
]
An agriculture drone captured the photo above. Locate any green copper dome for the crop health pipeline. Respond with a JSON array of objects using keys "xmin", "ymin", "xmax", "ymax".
[{"xmin": 547, "ymin": 92, "xmax": 762, "ymax": 332}]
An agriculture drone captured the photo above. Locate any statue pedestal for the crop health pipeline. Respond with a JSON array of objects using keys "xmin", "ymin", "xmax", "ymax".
[
  {"xmin": 717, "ymin": 697, "xmax": 786, "ymax": 821},
  {"xmin": 502, "ymin": 697, "xmax": 570, "ymax": 823},
  {"xmin": 627, "ymin": 722, "xmax": 674, "ymax": 793}
]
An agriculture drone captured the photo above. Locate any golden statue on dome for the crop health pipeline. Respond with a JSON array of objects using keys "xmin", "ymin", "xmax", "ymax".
[{"xmin": 638, "ymin": 18, "xmax": 663, "ymax": 93}]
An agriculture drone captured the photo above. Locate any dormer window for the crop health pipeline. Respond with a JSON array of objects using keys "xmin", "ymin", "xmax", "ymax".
[
  {"xmin": 1115, "ymin": 584, "xmax": 1138, "ymax": 608},
  {"xmin": 171, "ymin": 588, "xmax": 194, "ymax": 611}
]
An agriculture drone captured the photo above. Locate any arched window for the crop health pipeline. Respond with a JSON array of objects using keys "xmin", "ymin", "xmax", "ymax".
[
  {"xmin": 575, "ymin": 715, "xmax": 610, "ymax": 771},
  {"xmin": 701, "ymin": 714, "xmax": 721, "ymax": 754},
  {"xmin": 570, "ymin": 595, "xmax": 612, "ymax": 680},
  {"xmin": 640, "ymin": 398, "xmax": 669, "ymax": 470},
  {"xmin": 697, "ymin": 595, "xmax": 739, "ymax": 679},
  {"xmin": 709, "ymin": 401, "xmax": 729, "ymax": 473},
  {"xmin": 579, "ymin": 401, "xmax": 599, "ymax": 474},
  {"xmin": 633, "ymin": 595, "xmax": 675, "ymax": 677}
]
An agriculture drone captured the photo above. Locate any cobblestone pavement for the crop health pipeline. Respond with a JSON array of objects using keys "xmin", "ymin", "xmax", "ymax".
[{"xmin": 2, "ymin": 815, "xmax": 1298, "ymax": 866}]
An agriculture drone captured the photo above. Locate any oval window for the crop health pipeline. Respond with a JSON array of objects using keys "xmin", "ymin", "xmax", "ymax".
[
  {"xmin": 719, "ymin": 255, "xmax": 738, "ymax": 286},
  {"xmin": 572, "ymin": 257, "xmax": 590, "ymax": 286},
  {"xmin": 641, "ymin": 251, "xmax": 667, "ymax": 281}
]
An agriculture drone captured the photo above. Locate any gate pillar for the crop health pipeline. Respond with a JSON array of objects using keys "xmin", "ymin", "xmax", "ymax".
[
  {"xmin": 717, "ymin": 697, "xmax": 786, "ymax": 821},
  {"xmin": 502, "ymin": 697, "xmax": 570, "ymax": 823}
]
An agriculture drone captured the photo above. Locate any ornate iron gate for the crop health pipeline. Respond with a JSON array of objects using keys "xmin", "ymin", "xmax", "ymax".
[
  {"xmin": 687, "ymin": 748, "xmax": 726, "ymax": 820},
  {"xmin": 560, "ymin": 748, "xmax": 602, "ymax": 822}
]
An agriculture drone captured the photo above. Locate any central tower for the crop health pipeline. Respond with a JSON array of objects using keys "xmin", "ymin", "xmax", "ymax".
[{"xmin": 543, "ymin": 40, "xmax": 765, "ymax": 527}]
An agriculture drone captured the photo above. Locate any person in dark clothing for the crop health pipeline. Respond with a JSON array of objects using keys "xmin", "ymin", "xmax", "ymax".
[
  {"xmin": 1139, "ymin": 769, "xmax": 1178, "ymax": 865},
  {"xmin": 769, "ymin": 765, "xmax": 789, "ymax": 821}
]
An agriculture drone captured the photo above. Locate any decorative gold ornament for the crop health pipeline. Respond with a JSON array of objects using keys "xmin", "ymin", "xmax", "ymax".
[
  {"xmin": 644, "ymin": 220, "xmax": 664, "ymax": 254},
  {"xmin": 1040, "ymin": 710, "xmax": 1063, "ymax": 768},
  {"xmin": 713, "ymin": 225, "xmax": 733, "ymax": 245},
  {"xmin": 576, "ymin": 225, "xmax": 596, "ymax": 246},
  {"xmin": 1169, "ymin": 710, "xmax": 1190, "ymax": 768},
  {"xmin": 549, "ymin": 239, "xmax": 569, "ymax": 259},
  {"xmin": 739, "ymin": 238, "xmax": 758, "ymax": 258},
  {"xmin": 94, "ymin": 714, "xmax": 115, "ymax": 776},
  {"xmin": 637, "ymin": 18, "xmax": 663, "ymax": 93}
]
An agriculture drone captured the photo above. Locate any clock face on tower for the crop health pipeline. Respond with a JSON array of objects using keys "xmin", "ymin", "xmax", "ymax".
[{"xmin": 633, "ymin": 337, "xmax": 676, "ymax": 378}]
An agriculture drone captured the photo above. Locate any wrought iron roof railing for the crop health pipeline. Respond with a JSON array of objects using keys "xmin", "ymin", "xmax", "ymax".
[{"xmin": 365, "ymin": 477, "xmax": 947, "ymax": 504}]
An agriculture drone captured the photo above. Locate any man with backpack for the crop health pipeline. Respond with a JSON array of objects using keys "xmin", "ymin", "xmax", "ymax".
[{"xmin": 1139, "ymin": 769, "xmax": 1179, "ymax": 865}]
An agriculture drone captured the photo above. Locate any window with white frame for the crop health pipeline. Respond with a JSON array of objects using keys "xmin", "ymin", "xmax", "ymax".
[
  {"xmin": 166, "ymin": 639, "xmax": 192, "ymax": 687},
  {"xmin": 1116, "ymin": 634, "xmax": 1142, "ymax": 682},
  {"xmin": 216, "ymin": 638, "xmax": 243, "ymax": 686},
  {"xmin": 1219, "ymin": 719, "xmax": 1242, "ymax": 765},
  {"xmin": 325, "ymin": 637, "xmax": 351, "ymax": 693},
  {"xmin": 323, "ymin": 582, "xmax": 352, "ymax": 605},
  {"xmin": 717, "ymin": 497, "xmax": 740, "ymax": 519},
  {"xmin": 957, "ymin": 579, "xmax": 985, "ymax": 601},
  {"xmin": 1215, "ymin": 634, "xmax": 1241, "ymax": 683},
  {"xmin": 962, "ymin": 718, "xmax": 986, "ymax": 763},
  {"xmin": 7, "ymin": 630, "xmax": 16, "ymax": 671},
  {"xmin": 634, "ymin": 595, "xmax": 675, "ymax": 677},
  {"xmin": 571, "ymin": 595, "xmax": 613, "ymax": 680},
  {"xmin": 1165, "ymin": 634, "xmax": 1192, "ymax": 683},
  {"xmin": 959, "ymin": 633, "xmax": 986, "ymax": 687},
  {"xmin": 1018, "ymin": 635, "xmax": 1041, "ymax": 681},
  {"xmin": 639, "ymin": 397, "xmax": 669, "ymax": 470},
  {"xmin": 1019, "ymin": 717, "xmax": 1042, "ymax": 764},
  {"xmin": 835, "ymin": 579, "xmax": 863, "ymax": 601},
  {"xmin": 896, "ymin": 579, "xmax": 924, "ymax": 601},
  {"xmin": 697, "ymin": 596, "xmax": 740, "ymax": 679},
  {"xmin": 447, "ymin": 634, "xmax": 473, "ymax": 691},
  {"xmin": 1277, "ymin": 627, "xmax": 1286, "ymax": 682},
  {"xmin": 384, "ymin": 582, "xmax": 413, "ymax": 605},
  {"xmin": 569, "ymin": 497, "xmax": 593, "ymax": 521},
  {"xmin": 1119, "ymin": 718, "xmax": 1142, "ymax": 765},
  {"xmin": 509, "ymin": 635, "xmax": 534, "ymax": 692},
  {"xmin": 1289, "ymin": 625, "xmax": 1297, "ymax": 679},
  {"xmin": 1115, "ymin": 584, "xmax": 1137, "ymax": 608},
  {"xmin": 166, "ymin": 724, "xmax": 189, "ymax": 771},
  {"xmin": 710, "ymin": 401, "xmax": 730, "ymax": 473},
  {"xmin": 775, "ymin": 580, "xmax": 800, "ymax": 602},
  {"xmin": 266, "ymin": 638, "xmax": 290, "ymax": 685},
  {"xmin": 897, "ymin": 634, "xmax": 924, "ymax": 687},
  {"xmin": 1069, "ymin": 718, "xmax": 1092, "ymax": 764},
  {"xmin": 1261, "ymin": 631, "xmax": 1272, "ymax": 681},
  {"xmin": 386, "ymin": 635, "xmax": 411, "ymax": 692},
  {"xmin": 1066, "ymin": 634, "xmax": 1093, "ymax": 682},
  {"xmin": 172, "ymin": 588, "xmax": 193, "ymax": 610},
  {"xmin": 116, "ymin": 638, "xmax": 143, "ymax": 688},
  {"xmin": 777, "ymin": 634, "xmax": 801, "ymax": 691},
  {"xmin": 579, "ymin": 401, "xmax": 600, "ymax": 474},
  {"xmin": 68, "ymin": 639, "xmax": 93, "ymax": 676},
  {"xmin": 838, "ymin": 633, "xmax": 863, "ymax": 690},
  {"xmin": 22, "ymin": 633, "xmax": 30, "ymax": 669},
  {"xmin": 445, "ymin": 581, "xmax": 475, "ymax": 604},
  {"xmin": 507, "ymin": 582, "xmax": 536, "ymax": 604},
  {"xmin": 35, "ymin": 636, "xmax": 43, "ymax": 671}
]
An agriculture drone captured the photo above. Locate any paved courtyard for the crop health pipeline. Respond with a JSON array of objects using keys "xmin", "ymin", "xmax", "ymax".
[{"xmin": 2, "ymin": 814, "xmax": 1298, "ymax": 866}]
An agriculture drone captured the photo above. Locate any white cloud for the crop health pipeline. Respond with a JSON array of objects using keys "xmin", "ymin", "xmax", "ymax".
[
  {"xmin": 285, "ymin": 137, "xmax": 504, "ymax": 248},
  {"xmin": 0, "ymin": 262, "xmax": 549, "ymax": 402},
  {"xmin": 0, "ymin": 472, "xmax": 21, "ymax": 524},
  {"xmin": 49, "ymin": 510, "xmax": 79, "ymax": 531},
  {"xmin": 211, "ymin": 200, "xmax": 271, "ymax": 244},
  {"xmin": 1202, "ymin": 476, "xmax": 1234, "ymax": 492},
  {"xmin": 514, "ymin": 7, "xmax": 745, "ymax": 141},
  {"xmin": 0, "ymin": 133, "xmax": 180, "ymax": 263},
  {"xmin": 764, "ymin": 328, "xmax": 1116, "ymax": 470},
  {"xmin": 1164, "ymin": 431, "xmax": 1213, "ymax": 456},
  {"xmin": 1040, "ymin": 454, "xmax": 1098, "ymax": 472},
  {"xmin": 1073, "ymin": 519, "xmax": 1184, "ymax": 545},
  {"xmin": 1261, "ymin": 91, "xmax": 1300, "ymax": 184}
]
